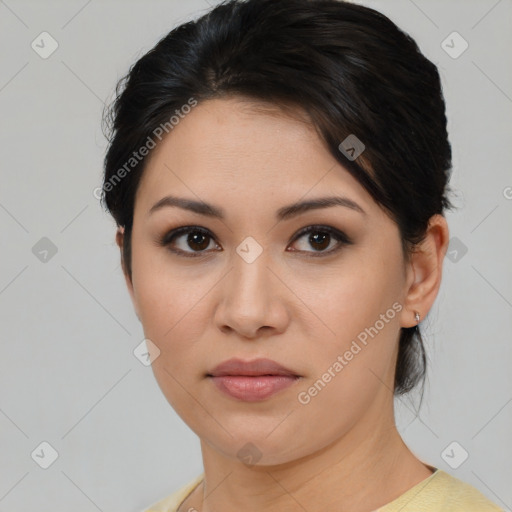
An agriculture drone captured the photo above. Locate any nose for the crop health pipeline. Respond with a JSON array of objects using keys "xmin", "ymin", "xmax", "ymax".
[{"xmin": 213, "ymin": 246, "xmax": 290, "ymax": 339}]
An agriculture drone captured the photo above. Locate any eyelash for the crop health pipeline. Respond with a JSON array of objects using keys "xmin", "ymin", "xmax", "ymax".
[{"xmin": 158, "ymin": 225, "xmax": 353, "ymax": 258}]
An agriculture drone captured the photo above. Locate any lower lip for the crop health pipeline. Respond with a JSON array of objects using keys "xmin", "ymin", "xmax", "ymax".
[{"xmin": 209, "ymin": 375, "xmax": 300, "ymax": 401}]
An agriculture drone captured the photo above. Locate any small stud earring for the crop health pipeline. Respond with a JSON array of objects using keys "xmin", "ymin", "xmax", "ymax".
[{"xmin": 414, "ymin": 311, "xmax": 420, "ymax": 324}]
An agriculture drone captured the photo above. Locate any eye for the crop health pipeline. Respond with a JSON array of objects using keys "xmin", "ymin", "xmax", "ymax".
[
  {"xmin": 159, "ymin": 224, "xmax": 352, "ymax": 258},
  {"xmin": 160, "ymin": 226, "xmax": 220, "ymax": 257},
  {"xmin": 288, "ymin": 225, "xmax": 352, "ymax": 256}
]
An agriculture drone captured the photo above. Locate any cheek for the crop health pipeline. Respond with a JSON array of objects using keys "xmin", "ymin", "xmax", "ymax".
[
  {"xmin": 132, "ymin": 261, "xmax": 213, "ymax": 417},
  {"xmin": 130, "ymin": 242, "xmax": 207, "ymax": 356},
  {"xmin": 293, "ymin": 243, "xmax": 405, "ymax": 396},
  {"xmin": 290, "ymin": 287, "xmax": 401, "ymax": 451},
  {"xmin": 135, "ymin": 274, "xmax": 208, "ymax": 356},
  {"xmin": 295, "ymin": 247, "xmax": 403, "ymax": 347}
]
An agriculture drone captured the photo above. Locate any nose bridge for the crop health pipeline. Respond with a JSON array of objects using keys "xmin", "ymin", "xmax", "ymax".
[
  {"xmin": 230, "ymin": 235, "xmax": 273, "ymax": 306},
  {"xmin": 214, "ymin": 235, "xmax": 287, "ymax": 336}
]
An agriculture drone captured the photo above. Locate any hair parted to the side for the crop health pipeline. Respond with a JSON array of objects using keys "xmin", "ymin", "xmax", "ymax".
[{"xmin": 101, "ymin": 0, "xmax": 454, "ymax": 397}]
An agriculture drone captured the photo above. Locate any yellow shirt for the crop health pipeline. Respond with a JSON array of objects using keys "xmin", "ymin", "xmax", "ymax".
[{"xmin": 142, "ymin": 468, "xmax": 504, "ymax": 511}]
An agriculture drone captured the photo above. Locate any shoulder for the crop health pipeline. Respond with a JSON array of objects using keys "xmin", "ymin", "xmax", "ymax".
[
  {"xmin": 141, "ymin": 473, "xmax": 204, "ymax": 512},
  {"xmin": 378, "ymin": 469, "xmax": 504, "ymax": 512},
  {"xmin": 140, "ymin": 469, "xmax": 504, "ymax": 512}
]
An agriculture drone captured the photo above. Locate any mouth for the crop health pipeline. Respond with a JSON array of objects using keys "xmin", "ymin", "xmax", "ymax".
[
  {"xmin": 206, "ymin": 358, "xmax": 301, "ymax": 401},
  {"xmin": 207, "ymin": 357, "xmax": 300, "ymax": 378}
]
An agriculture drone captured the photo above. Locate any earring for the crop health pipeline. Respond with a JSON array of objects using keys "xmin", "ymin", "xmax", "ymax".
[{"xmin": 414, "ymin": 311, "xmax": 420, "ymax": 324}]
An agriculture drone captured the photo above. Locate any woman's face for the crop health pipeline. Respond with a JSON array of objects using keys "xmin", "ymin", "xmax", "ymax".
[{"xmin": 121, "ymin": 97, "xmax": 416, "ymax": 465}]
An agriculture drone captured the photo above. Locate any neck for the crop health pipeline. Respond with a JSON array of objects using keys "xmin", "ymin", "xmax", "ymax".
[{"xmin": 190, "ymin": 400, "xmax": 433, "ymax": 512}]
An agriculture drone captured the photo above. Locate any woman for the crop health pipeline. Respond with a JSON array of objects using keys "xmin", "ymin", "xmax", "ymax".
[{"xmin": 101, "ymin": 0, "xmax": 503, "ymax": 510}]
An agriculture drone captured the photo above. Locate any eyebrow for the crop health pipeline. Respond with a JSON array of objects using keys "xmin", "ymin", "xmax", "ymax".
[{"xmin": 148, "ymin": 194, "xmax": 366, "ymax": 220}]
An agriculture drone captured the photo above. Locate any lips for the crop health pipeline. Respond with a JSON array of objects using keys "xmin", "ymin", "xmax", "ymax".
[
  {"xmin": 207, "ymin": 357, "xmax": 299, "ymax": 377},
  {"xmin": 207, "ymin": 358, "xmax": 301, "ymax": 401}
]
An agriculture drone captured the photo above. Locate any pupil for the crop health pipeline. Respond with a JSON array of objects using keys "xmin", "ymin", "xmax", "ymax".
[
  {"xmin": 188, "ymin": 232, "xmax": 209, "ymax": 250},
  {"xmin": 311, "ymin": 232, "xmax": 329, "ymax": 250}
]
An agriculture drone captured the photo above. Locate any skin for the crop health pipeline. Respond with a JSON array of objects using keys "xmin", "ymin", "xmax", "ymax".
[{"xmin": 116, "ymin": 97, "xmax": 449, "ymax": 512}]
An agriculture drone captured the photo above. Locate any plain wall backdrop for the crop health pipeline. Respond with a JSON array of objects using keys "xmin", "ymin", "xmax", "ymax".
[{"xmin": 0, "ymin": 0, "xmax": 511, "ymax": 510}]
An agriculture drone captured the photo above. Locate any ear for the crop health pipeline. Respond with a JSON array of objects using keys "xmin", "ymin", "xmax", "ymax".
[
  {"xmin": 400, "ymin": 214, "xmax": 450, "ymax": 328},
  {"xmin": 115, "ymin": 226, "xmax": 140, "ymax": 321}
]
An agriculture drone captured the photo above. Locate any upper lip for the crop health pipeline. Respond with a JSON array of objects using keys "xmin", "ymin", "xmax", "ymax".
[{"xmin": 207, "ymin": 358, "xmax": 300, "ymax": 377}]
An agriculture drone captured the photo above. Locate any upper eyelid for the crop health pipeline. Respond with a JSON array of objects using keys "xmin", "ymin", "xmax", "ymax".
[{"xmin": 165, "ymin": 224, "xmax": 346, "ymax": 240}]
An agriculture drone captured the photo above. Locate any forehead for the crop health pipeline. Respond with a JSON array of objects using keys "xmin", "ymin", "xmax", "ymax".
[{"xmin": 135, "ymin": 97, "xmax": 373, "ymax": 215}]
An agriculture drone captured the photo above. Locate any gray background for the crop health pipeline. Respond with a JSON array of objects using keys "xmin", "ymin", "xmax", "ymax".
[{"xmin": 0, "ymin": 0, "xmax": 511, "ymax": 510}]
